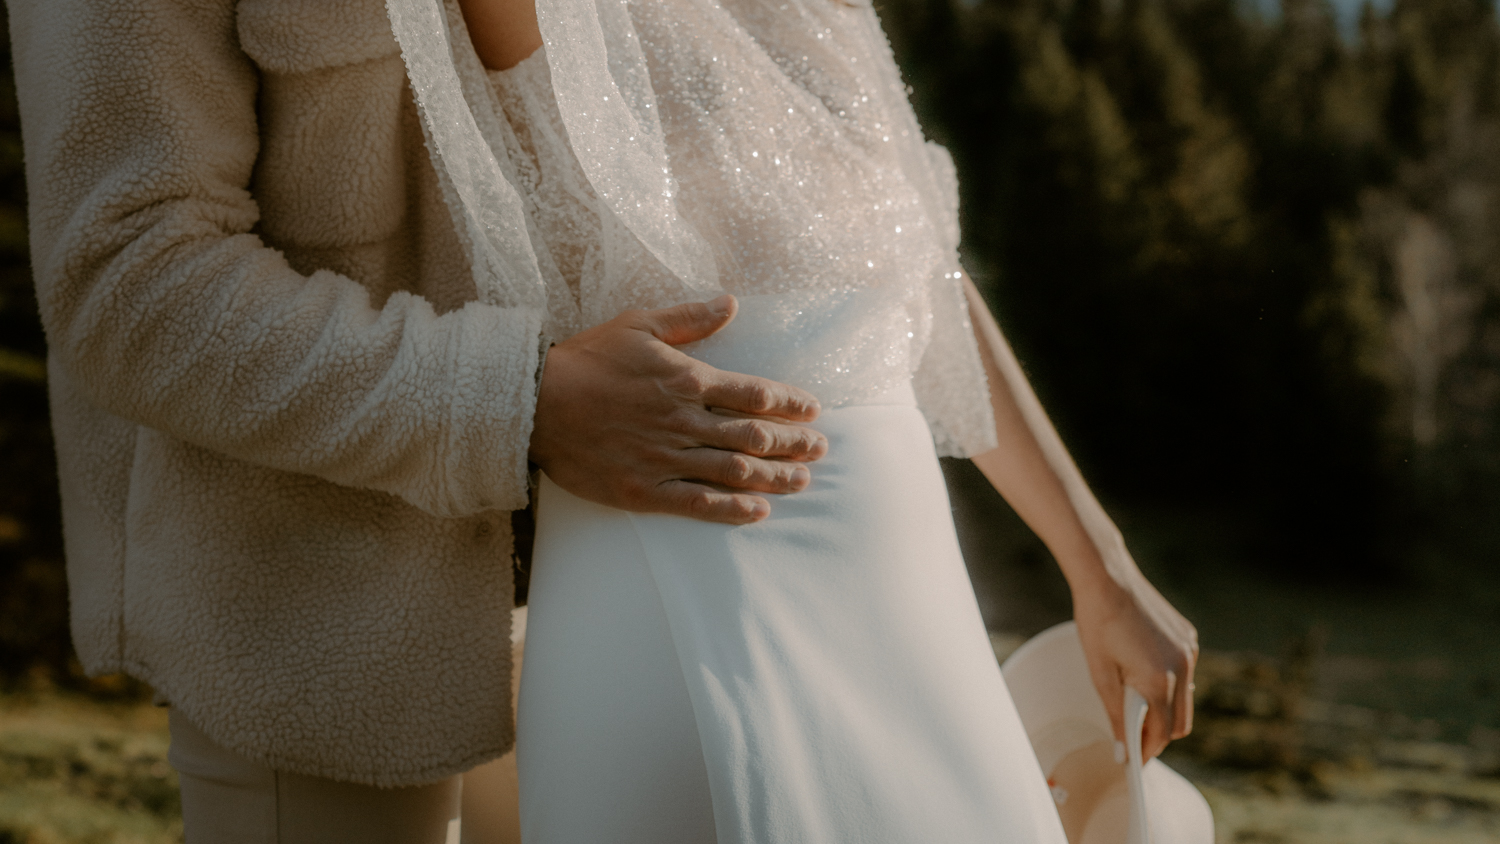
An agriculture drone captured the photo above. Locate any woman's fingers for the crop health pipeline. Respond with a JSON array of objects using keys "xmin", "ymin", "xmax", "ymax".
[
  {"xmin": 1138, "ymin": 670, "xmax": 1178, "ymax": 760},
  {"xmin": 1103, "ymin": 665, "xmax": 1177, "ymax": 761},
  {"xmin": 1087, "ymin": 659, "xmax": 1128, "ymax": 749},
  {"xmin": 1135, "ymin": 643, "xmax": 1195, "ymax": 757},
  {"xmin": 1171, "ymin": 648, "xmax": 1197, "ymax": 740}
]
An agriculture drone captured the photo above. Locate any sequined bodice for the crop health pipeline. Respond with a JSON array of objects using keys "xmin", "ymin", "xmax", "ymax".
[{"xmin": 477, "ymin": 0, "xmax": 995, "ymax": 453}]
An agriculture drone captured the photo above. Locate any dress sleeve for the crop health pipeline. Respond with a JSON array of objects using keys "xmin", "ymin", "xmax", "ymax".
[
  {"xmin": 10, "ymin": 0, "xmax": 544, "ymax": 517},
  {"xmin": 911, "ymin": 142, "xmax": 999, "ymax": 458}
]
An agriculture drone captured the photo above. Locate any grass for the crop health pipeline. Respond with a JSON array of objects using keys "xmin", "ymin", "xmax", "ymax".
[
  {"xmin": 4, "ymin": 468, "xmax": 1496, "ymax": 844},
  {"xmin": 1188, "ymin": 765, "xmax": 1500, "ymax": 844},
  {"xmin": 0, "ymin": 687, "xmax": 179, "ymax": 844},
  {"xmin": 4, "ymin": 642, "xmax": 1499, "ymax": 842}
]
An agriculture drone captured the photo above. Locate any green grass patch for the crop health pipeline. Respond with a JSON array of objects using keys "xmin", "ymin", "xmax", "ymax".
[{"xmin": 0, "ymin": 693, "xmax": 179, "ymax": 844}]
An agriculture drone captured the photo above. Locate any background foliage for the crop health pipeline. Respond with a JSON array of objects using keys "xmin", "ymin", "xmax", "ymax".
[
  {"xmin": 2, "ymin": 0, "xmax": 1500, "ymax": 696},
  {"xmin": 879, "ymin": 0, "xmax": 1500, "ymax": 581},
  {"xmin": 0, "ymin": 6, "xmax": 69, "ymax": 690},
  {"xmin": 5, "ymin": 1, "xmax": 1500, "ymax": 839}
]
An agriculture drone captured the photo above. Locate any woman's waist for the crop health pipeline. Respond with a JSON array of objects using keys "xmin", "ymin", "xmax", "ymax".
[
  {"xmin": 676, "ymin": 287, "xmax": 928, "ymax": 409},
  {"xmin": 829, "ymin": 379, "xmax": 916, "ymax": 410}
]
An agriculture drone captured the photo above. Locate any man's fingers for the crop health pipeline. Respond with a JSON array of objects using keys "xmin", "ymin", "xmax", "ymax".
[
  {"xmin": 701, "ymin": 372, "xmax": 821, "ymax": 422},
  {"xmin": 671, "ymin": 448, "xmax": 811, "ymax": 494},
  {"xmin": 633, "ymin": 295, "xmax": 737, "ymax": 346},
  {"xmin": 652, "ymin": 480, "xmax": 769, "ymax": 525},
  {"xmin": 696, "ymin": 415, "xmax": 828, "ymax": 461}
]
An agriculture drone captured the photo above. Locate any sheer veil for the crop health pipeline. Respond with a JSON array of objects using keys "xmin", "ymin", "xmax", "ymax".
[{"xmin": 384, "ymin": 0, "xmax": 999, "ymax": 455}]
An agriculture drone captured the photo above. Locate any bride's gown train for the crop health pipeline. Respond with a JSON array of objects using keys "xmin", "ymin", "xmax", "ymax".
[{"xmin": 460, "ymin": 0, "xmax": 1071, "ymax": 839}]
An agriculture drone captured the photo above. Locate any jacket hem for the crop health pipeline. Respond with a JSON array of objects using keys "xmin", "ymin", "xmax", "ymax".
[{"xmin": 126, "ymin": 659, "xmax": 515, "ymax": 789}]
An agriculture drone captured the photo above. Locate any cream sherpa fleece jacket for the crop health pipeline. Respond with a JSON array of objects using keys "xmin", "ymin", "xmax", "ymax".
[{"xmin": 10, "ymin": 0, "xmax": 542, "ymax": 786}]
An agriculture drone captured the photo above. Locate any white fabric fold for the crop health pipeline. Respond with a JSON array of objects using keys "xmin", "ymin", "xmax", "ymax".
[
  {"xmin": 537, "ymin": 0, "xmax": 721, "ymax": 291},
  {"xmin": 385, "ymin": 0, "xmax": 548, "ymax": 311}
]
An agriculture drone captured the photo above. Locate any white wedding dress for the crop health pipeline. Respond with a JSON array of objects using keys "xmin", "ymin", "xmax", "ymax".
[{"xmin": 448, "ymin": 0, "xmax": 1073, "ymax": 840}]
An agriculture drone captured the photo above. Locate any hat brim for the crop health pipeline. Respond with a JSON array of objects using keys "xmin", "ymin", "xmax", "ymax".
[{"xmin": 1000, "ymin": 621, "xmax": 1214, "ymax": 844}]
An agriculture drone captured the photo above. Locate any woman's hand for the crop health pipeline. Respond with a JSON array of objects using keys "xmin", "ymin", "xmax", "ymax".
[{"xmin": 1069, "ymin": 554, "xmax": 1199, "ymax": 761}]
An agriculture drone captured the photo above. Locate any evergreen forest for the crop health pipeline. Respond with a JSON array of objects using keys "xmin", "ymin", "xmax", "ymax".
[
  {"xmin": 880, "ymin": 0, "xmax": 1500, "ymax": 583},
  {"xmin": 4, "ymin": 0, "xmax": 1500, "ymax": 685}
]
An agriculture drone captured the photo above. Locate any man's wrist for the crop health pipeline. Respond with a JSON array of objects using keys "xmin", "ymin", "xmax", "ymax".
[
  {"xmin": 533, "ymin": 334, "xmax": 553, "ymax": 401},
  {"xmin": 527, "ymin": 334, "xmax": 554, "ymax": 465}
]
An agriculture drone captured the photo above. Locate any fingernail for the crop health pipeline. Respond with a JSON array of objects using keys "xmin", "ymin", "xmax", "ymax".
[
  {"xmin": 792, "ymin": 466, "xmax": 810, "ymax": 488},
  {"xmin": 708, "ymin": 294, "xmax": 733, "ymax": 316},
  {"xmin": 750, "ymin": 500, "xmax": 770, "ymax": 520}
]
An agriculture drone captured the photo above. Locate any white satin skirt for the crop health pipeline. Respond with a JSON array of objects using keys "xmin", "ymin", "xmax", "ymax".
[{"xmin": 515, "ymin": 382, "xmax": 1069, "ymax": 844}]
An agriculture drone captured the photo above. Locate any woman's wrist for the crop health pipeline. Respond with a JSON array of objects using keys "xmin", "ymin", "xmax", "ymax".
[{"xmin": 1055, "ymin": 537, "xmax": 1143, "ymax": 608}]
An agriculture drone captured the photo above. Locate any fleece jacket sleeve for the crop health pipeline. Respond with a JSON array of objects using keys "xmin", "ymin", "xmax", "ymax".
[{"xmin": 9, "ymin": 0, "xmax": 543, "ymax": 518}]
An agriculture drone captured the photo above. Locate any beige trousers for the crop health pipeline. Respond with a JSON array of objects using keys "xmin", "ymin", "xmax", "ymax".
[
  {"xmin": 168, "ymin": 636, "xmax": 525, "ymax": 844},
  {"xmin": 170, "ymin": 709, "xmax": 523, "ymax": 844}
]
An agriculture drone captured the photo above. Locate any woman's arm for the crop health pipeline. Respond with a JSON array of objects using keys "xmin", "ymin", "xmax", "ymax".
[
  {"xmin": 457, "ymin": 0, "xmax": 543, "ymax": 70},
  {"xmin": 962, "ymin": 278, "xmax": 1198, "ymax": 759}
]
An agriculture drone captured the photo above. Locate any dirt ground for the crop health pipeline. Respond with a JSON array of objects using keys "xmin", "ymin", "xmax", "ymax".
[{"xmin": 3, "ymin": 641, "xmax": 1499, "ymax": 844}]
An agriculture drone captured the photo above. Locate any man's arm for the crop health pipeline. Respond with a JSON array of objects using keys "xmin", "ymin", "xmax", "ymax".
[
  {"xmin": 10, "ymin": 0, "xmax": 826, "ymax": 522},
  {"xmin": 11, "ymin": 0, "xmax": 548, "ymax": 516}
]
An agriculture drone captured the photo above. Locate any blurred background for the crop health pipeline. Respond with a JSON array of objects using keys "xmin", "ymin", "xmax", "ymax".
[{"xmin": 3, "ymin": 0, "xmax": 1500, "ymax": 840}]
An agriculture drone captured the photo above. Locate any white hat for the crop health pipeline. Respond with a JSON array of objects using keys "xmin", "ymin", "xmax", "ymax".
[{"xmin": 1000, "ymin": 621, "xmax": 1214, "ymax": 844}]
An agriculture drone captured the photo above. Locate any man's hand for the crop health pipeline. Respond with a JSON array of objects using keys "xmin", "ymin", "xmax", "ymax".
[{"xmin": 529, "ymin": 295, "xmax": 827, "ymax": 524}]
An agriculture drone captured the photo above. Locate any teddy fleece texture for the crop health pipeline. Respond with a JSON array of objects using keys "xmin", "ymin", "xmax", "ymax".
[{"xmin": 9, "ymin": 0, "xmax": 542, "ymax": 786}]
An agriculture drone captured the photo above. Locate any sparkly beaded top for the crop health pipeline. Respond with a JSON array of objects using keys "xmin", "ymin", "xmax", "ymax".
[{"xmin": 387, "ymin": 0, "xmax": 997, "ymax": 455}]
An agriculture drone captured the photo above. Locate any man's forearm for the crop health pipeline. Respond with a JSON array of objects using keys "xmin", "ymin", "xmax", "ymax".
[{"xmin": 12, "ymin": 0, "xmax": 545, "ymax": 517}]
